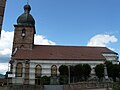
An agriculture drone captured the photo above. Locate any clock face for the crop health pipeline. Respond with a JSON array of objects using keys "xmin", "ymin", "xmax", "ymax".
[{"xmin": 21, "ymin": 33, "xmax": 25, "ymax": 37}]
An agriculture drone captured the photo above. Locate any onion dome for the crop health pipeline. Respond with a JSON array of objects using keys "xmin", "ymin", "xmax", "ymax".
[{"xmin": 17, "ymin": 4, "xmax": 35, "ymax": 26}]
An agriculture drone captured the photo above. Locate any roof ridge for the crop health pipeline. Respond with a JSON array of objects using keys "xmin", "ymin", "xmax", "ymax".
[{"xmin": 34, "ymin": 44, "xmax": 106, "ymax": 48}]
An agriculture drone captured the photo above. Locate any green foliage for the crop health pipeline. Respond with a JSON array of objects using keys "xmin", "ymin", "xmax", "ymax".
[
  {"xmin": 59, "ymin": 65, "xmax": 69, "ymax": 84},
  {"xmin": 41, "ymin": 76, "xmax": 50, "ymax": 85},
  {"xmin": 59, "ymin": 64, "xmax": 92, "ymax": 83},
  {"xmin": 74, "ymin": 64, "xmax": 83, "ymax": 81},
  {"xmin": 83, "ymin": 64, "xmax": 91, "ymax": 81},
  {"xmin": 106, "ymin": 61, "xmax": 113, "ymax": 78},
  {"xmin": 59, "ymin": 65, "xmax": 68, "ymax": 76},
  {"xmin": 0, "ymin": 74, "xmax": 5, "ymax": 79},
  {"xmin": 59, "ymin": 75, "xmax": 68, "ymax": 84},
  {"xmin": 112, "ymin": 64, "xmax": 120, "ymax": 81},
  {"xmin": 95, "ymin": 64, "xmax": 104, "ymax": 79},
  {"xmin": 70, "ymin": 65, "xmax": 75, "ymax": 83},
  {"xmin": 113, "ymin": 82, "xmax": 120, "ymax": 90},
  {"xmin": 95, "ymin": 61, "xmax": 120, "ymax": 82},
  {"xmin": 70, "ymin": 65, "xmax": 75, "ymax": 77},
  {"xmin": 105, "ymin": 61, "xmax": 120, "ymax": 82}
]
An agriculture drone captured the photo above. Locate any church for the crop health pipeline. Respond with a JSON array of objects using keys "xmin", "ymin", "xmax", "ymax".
[{"xmin": 9, "ymin": 4, "xmax": 119, "ymax": 85}]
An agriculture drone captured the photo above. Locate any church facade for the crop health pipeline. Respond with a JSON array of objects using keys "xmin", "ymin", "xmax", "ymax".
[{"xmin": 9, "ymin": 4, "xmax": 119, "ymax": 85}]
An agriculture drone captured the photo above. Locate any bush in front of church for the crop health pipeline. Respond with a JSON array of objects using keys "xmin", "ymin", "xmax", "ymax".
[{"xmin": 41, "ymin": 76, "xmax": 50, "ymax": 85}]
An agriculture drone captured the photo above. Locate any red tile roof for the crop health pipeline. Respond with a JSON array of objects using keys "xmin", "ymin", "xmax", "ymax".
[{"xmin": 12, "ymin": 45, "xmax": 116, "ymax": 61}]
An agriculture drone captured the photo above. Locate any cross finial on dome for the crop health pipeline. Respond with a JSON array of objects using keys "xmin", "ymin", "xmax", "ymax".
[
  {"xmin": 27, "ymin": 0, "xmax": 29, "ymax": 5},
  {"xmin": 24, "ymin": 4, "xmax": 31, "ymax": 13}
]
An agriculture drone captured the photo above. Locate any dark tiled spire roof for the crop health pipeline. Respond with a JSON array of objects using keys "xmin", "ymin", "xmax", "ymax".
[{"xmin": 17, "ymin": 4, "xmax": 35, "ymax": 26}]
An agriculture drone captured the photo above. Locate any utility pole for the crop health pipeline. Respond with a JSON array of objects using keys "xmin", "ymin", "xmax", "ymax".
[{"xmin": 0, "ymin": 0, "xmax": 6, "ymax": 38}]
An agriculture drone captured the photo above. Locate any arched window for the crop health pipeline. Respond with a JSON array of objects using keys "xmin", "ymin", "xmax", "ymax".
[
  {"xmin": 51, "ymin": 65, "xmax": 57, "ymax": 77},
  {"xmin": 16, "ymin": 63, "xmax": 23, "ymax": 77},
  {"xmin": 20, "ymin": 45, "xmax": 24, "ymax": 49},
  {"xmin": 35, "ymin": 65, "xmax": 42, "ymax": 77},
  {"xmin": 35, "ymin": 65, "xmax": 42, "ymax": 85}
]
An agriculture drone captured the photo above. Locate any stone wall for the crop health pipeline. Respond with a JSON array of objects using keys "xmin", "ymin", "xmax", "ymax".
[
  {"xmin": 0, "ymin": 85, "xmax": 43, "ymax": 90},
  {"xmin": 0, "ymin": 86, "xmax": 7, "ymax": 90},
  {"xmin": 64, "ymin": 82, "xmax": 113, "ymax": 90}
]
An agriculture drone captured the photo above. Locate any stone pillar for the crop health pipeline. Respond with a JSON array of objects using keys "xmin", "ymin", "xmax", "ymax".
[{"xmin": 24, "ymin": 61, "xmax": 30, "ymax": 84}]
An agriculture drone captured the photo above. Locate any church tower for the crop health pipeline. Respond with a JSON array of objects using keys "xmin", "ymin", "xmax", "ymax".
[
  {"xmin": 12, "ymin": 4, "xmax": 35, "ymax": 53},
  {"xmin": 0, "ymin": 0, "xmax": 6, "ymax": 37}
]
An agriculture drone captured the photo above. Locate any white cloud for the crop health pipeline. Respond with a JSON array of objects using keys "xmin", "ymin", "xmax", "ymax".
[
  {"xmin": 34, "ymin": 34, "xmax": 56, "ymax": 45},
  {"xmin": 0, "ymin": 30, "xmax": 13, "ymax": 57},
  {"xmin": 0, "ymin": 30, "xmax": 56, "ymax": 74},
  {"xmin": 0, "ymin": 63, "xmax": 8, "ymax": 74},
  {"xmin": 87, "ymin": 34, "xmax": 118, "ymax": 47}
]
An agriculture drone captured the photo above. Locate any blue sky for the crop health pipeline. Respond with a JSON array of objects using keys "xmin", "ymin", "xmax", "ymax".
[
  {"xmin": 0, "ymin": 0, "xmax": 120, "ymax": 74},
  {"xmin": 3, "ymin": 0, "xmax": 119, "ymax": 45}
]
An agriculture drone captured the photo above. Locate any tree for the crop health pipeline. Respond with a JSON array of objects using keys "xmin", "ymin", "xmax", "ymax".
[
  {"xmin": 59, "ymin": 65, "xmax": 68, "ymax": 84},
  {"xmin": 118, "ymin": 64, "xmax": 120, "ymax": 80},
  {"xmin": 112, "ymin": 64, "xmax": 120, "ymax": 82},
  {"xmin": 106, "ymin": 61, "xmax": 120, "ymax": 82},
  {"xmin": 74, "ymin": 64, "xmax": 83, "ymax": 82},
  {"xmin": 105, "ymin": 61, "xmax": 113, "ymax": 78},
  {"xmin": 83, "ymin": 64, "xmax": 91, "ymax": 81},
  {"xmin": 70, "ymin": 65, "xmax": 75, "ymax": 83},
  {"xmin": 95, "ymin": 64, "xmax": 104, "ymax": 80},
  {"xmin": 113, "ymin": 82, "xmax": 120, "ymax": 90},
  {"xmin": 59, "ymin": 65, "xmax": 68, "ymax": 76},
  {"xmin": 41, "ymin": 76, "xmax": 50, "ymax": 85}
]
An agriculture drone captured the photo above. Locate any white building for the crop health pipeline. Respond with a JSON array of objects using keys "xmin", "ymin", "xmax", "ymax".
[{"xmin": 9, "ymin": 4, "xmax": 119, "ymax": 85}]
